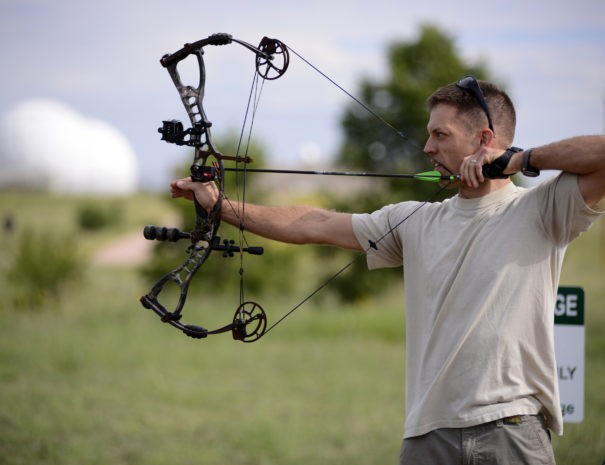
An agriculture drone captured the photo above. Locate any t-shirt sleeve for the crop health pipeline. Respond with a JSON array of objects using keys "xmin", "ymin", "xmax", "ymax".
[
  {"xmin": 534, "ymin": 172, "xmax": 605, "ymax": 245},
  {"xmin": 352, "ymin": 202, "xmax": 421, "ymax": 270}
]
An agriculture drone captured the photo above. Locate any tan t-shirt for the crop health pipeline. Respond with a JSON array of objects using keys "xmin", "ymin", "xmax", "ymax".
[{"xmin": 352, "ymin": 173, "xmax": 603, "ymax": 438}]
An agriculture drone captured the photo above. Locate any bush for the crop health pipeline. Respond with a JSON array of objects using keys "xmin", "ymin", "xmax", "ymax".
[
  {"xmin": 77, "ymin": 201, "xmax": 124, "ymax": 231},
  {"xmin": 7, "ymin": 228, "xmax": 86, "ymax": 308}
]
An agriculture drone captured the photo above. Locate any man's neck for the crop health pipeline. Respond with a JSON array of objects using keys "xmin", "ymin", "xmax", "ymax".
[{"xmin": 458, "ymin": 178, "xmax": 512, "ymax": 199}]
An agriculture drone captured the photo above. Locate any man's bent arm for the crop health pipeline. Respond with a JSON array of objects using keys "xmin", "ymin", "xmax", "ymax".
[{"xmin": 507, "ymin": 135, "xmax": 605, "ymax": 208}]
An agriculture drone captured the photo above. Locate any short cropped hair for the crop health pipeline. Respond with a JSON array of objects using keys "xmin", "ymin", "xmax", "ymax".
[{"xmin": 427, "ymin": 80, "xmax": 516, "ymax": 146}]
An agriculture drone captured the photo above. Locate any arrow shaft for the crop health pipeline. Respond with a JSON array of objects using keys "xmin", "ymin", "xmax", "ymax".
[{"xmin": 222, "ymin": 167, "xmax": 458, "ymax": 181}]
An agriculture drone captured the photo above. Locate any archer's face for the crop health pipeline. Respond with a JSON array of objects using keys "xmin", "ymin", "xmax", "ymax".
[{"xmin": 424, "ymin": 104, "xmax": 481, "ymax": 182}]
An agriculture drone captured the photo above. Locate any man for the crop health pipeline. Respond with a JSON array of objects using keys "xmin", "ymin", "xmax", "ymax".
[{"xmin": 171, "ymin": 77, "xmax": 605, "ymax": 463}]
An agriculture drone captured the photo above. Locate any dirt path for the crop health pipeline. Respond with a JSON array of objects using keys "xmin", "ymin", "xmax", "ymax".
[{"xmin": 92, "ymin": 230, "xmax": 155, "ymax": 267}]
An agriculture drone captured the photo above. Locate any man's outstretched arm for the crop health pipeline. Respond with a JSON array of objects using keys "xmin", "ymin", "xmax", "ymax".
[{"xmin": 171, "ymin": 178, "xmax": 363, "ymax": 251}]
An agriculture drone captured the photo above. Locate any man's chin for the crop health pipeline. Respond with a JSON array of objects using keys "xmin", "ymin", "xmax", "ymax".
[{"xmin": 431, "ymin": 163, "xmax": 459, "ymax": 189}]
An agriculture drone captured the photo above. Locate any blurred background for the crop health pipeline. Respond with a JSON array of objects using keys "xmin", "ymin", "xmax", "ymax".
[
  {"xmin": 1, "ymin": 0, "xmax": 604, "ymax": 192},
  {"xmin": 0, "ymin": 1, "xmax": 604, "ymax": 464}
]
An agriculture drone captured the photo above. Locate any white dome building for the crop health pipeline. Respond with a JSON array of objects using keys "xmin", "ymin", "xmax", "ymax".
[{"xmin": 0, "ymin": 99, "xmax": 138, "ymax": 194}]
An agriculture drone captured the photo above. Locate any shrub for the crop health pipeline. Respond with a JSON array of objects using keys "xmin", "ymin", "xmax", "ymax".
[
  {"xmin": 7, "ymin": 228, "xmax": 85, "ymax": 308},
  {"xmin": 77, "ymin": 201, "xmax": 123, "ymax": 231}
]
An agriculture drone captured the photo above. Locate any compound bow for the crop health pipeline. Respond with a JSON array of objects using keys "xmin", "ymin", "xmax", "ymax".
[
  {"xmin": 140, "ymin": 32, "xmax": 465, "ymax": 344},
  {"xmin": 140, "ymin": 33, "xmax": 289, "ymax": 342}
]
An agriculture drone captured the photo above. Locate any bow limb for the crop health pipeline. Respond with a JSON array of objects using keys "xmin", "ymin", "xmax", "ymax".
[
  {"xmin": 141, "ymin": 33, "xmax": 288, "ymax": 342},
  {"xmin": 141, "ymin": 39, "xmax": 224, "ymax": 326}
]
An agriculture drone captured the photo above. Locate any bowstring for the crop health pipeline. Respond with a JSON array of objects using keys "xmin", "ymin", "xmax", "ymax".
[
  {"xmin": 285, "ymin": 44, "xmax": 423, "ymax": 152},
  {"xmin": 229, "ymin": 64, "xmax": 266, "ymax": 307}
]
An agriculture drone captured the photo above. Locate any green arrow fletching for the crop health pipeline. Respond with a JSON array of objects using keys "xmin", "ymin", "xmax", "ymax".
[{"xmin": 413, "ymin": 170, "xmax": 457, "ymax": 182}]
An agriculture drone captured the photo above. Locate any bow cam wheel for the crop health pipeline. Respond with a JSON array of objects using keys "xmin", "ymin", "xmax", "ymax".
[
  {"xmin": 256, "ymin": 37, "xmax": 289, "ymax": 80},
  {"xmin": 232, "ymin": 301, "xmax": 267, "ymax": 342}
]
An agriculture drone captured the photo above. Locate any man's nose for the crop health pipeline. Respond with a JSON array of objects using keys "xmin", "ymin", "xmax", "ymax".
[{"xmin": 423, "ymin": 138, "xmax": 434, "ymax": 155}]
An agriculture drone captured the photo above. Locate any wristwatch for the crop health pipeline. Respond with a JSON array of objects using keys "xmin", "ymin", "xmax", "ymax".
[{"xmin": 521, "ymin": 148, "xmax": 540, "ymax": 177}]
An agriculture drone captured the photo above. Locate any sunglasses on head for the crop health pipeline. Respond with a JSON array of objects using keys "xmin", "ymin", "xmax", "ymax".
[{"xmin": 456, "ymin": 76, "xmax": 495, "ymax": 134}]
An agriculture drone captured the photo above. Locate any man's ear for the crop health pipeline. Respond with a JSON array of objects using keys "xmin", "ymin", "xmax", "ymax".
[{"xmin": 479, "ymin": 129, "xmax": 495, "ymax": 146}]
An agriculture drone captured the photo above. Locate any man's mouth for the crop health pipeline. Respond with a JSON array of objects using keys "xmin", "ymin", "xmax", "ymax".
[{"xmin": 432, "ymin": 161, "xmax": 458, "ymax": 179}]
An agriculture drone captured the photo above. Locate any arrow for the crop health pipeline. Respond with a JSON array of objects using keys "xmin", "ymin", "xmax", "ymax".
[{"xmin": 222, "ymin": 168, "xmax": 458, "ymax": 182}]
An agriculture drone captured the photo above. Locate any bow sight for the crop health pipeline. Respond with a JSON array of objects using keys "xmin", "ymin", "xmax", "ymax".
[{"xmin": 158, "ymin": 119, "xmax": 212, "ymax": 147}]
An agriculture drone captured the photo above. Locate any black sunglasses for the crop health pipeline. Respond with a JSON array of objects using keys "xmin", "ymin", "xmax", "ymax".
[{"xmin": 456, "ymin": 76, "xmax": 495, "ymax": 134}]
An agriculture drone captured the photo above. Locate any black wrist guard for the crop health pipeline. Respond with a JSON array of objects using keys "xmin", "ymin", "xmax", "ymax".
[{"xmin": 482, "ymin": 146, "xmax": 523, "ymax": 179}]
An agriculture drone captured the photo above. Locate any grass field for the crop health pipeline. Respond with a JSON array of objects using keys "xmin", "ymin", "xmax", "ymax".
[{"xmin": 0, "ymin": 192, "xmax": 604, "ymax": 464}]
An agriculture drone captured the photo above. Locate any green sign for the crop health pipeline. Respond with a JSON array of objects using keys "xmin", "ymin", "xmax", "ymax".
[
  {"xmin": 554, "ymin": 286, "xmax": 584, "ymax": 325},
  {"xmin": 554, "ymin": 286, "xmax": 585, "ymax": 423}
]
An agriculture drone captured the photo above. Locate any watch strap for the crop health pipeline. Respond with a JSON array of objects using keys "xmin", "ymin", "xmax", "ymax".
[{"xmin": 521, "ymin": 148, "xmax": 540, "ymax": 177}]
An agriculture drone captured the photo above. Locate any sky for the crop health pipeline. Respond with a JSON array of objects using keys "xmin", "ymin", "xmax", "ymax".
[{"xmin": 0, "ymin": 0, "xmax": 604, "ymax": 191}]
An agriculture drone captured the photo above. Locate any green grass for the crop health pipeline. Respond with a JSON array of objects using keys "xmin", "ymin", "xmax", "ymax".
[
  {"xmin": 0, "ymin": 268, "xmax": 407, "ymax": 465},
  {"xmin": 0, "ymin": 192, "xmax": 604, "ymax": 464}
]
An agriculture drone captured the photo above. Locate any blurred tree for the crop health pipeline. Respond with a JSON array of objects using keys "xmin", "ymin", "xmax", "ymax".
[
  {"xmin": 338, "ymin": 23, "xmax": 492, "ymax": 203},
  {"xmin": 320, "ymin": 24, "xmax": 497, "ymax": 302}
]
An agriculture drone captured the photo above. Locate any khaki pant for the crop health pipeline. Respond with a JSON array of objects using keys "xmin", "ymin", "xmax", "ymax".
[{"xmin": 399, "ymin": 415, "xmax": 555, "ymax": 465}]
